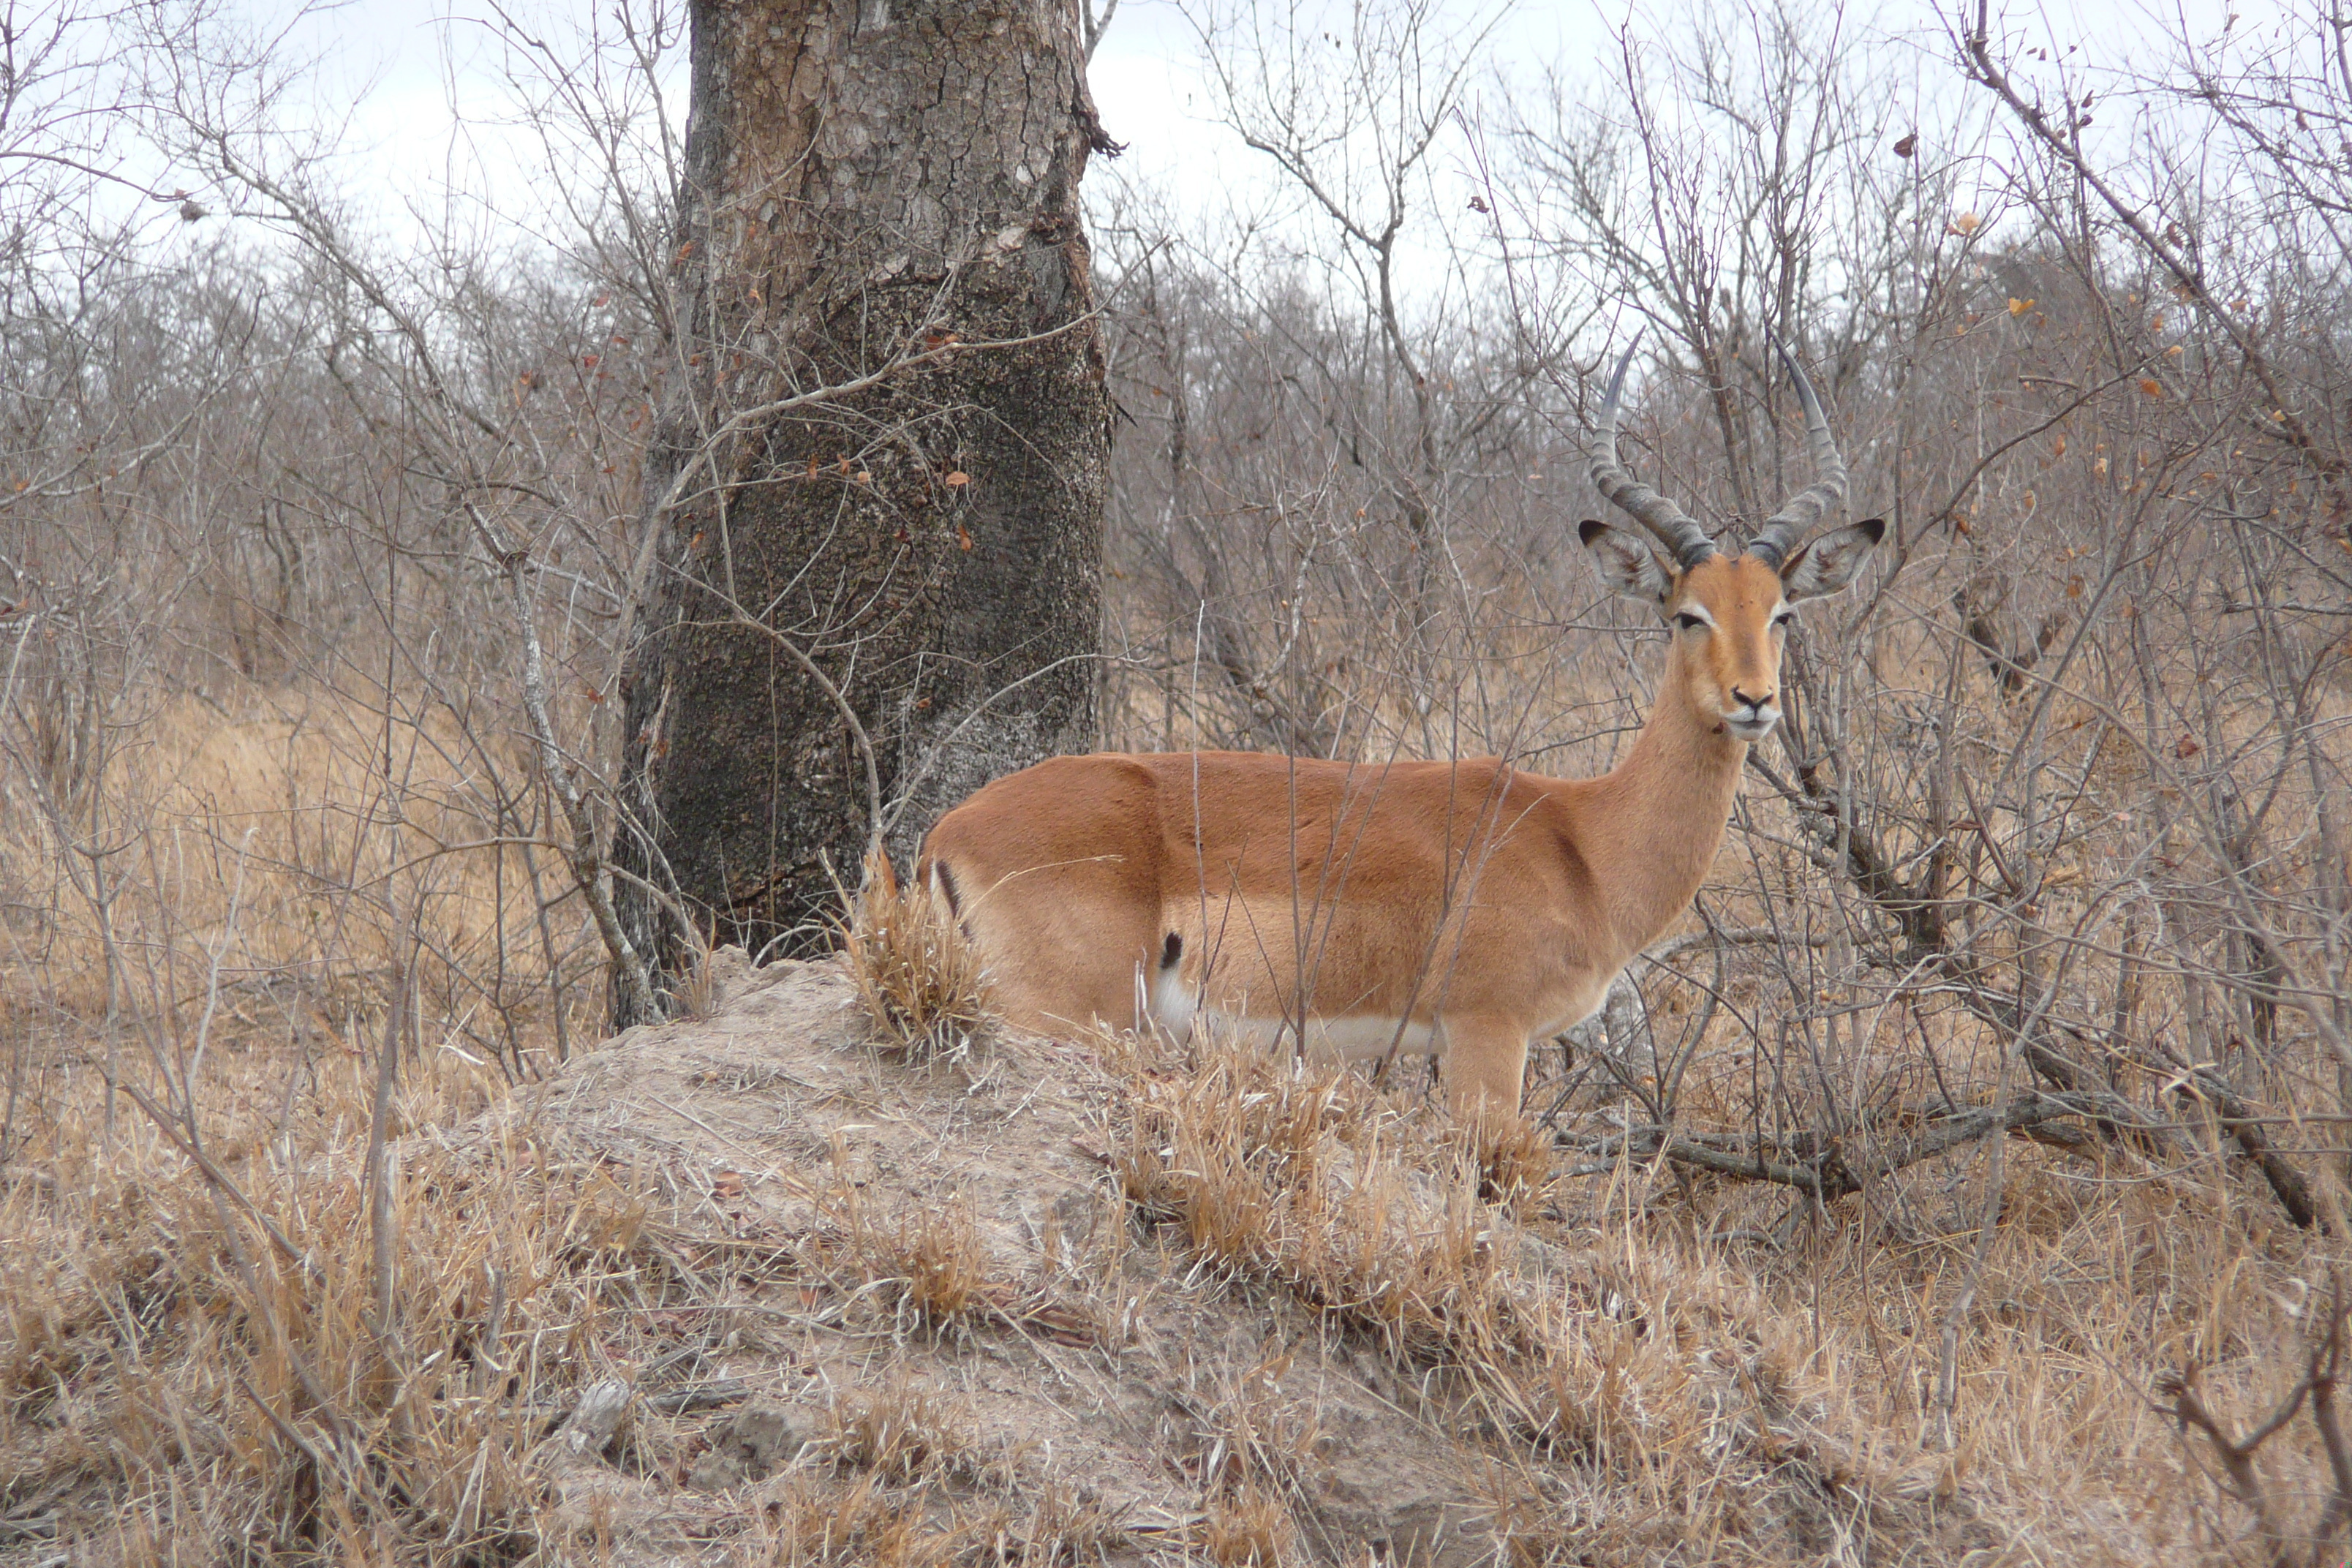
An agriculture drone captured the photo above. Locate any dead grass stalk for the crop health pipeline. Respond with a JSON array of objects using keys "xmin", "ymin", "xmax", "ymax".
[{"xmin": 843, "ymin": 843, "xmax": 993, "ymax": 1064}]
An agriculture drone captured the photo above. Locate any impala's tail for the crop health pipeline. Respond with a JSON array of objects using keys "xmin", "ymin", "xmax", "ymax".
[
  {"xmin": 926, "ymin": 858, "xmax": 962, "ymax": 918},
  {"xmin": 1145, "ymin": 931, "xmax": 1196, "ymax": 1041}
]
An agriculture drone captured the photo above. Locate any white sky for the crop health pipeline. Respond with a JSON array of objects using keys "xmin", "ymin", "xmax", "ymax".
[{"xmin": 175, "ymin": 0, "xmax": 2258, "ymax": 279}]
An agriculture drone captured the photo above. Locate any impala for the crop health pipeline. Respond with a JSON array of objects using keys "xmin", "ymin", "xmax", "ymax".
[{"xmin": 919, "ymin": 333, "xmax": 1882, "ymax": 1113}]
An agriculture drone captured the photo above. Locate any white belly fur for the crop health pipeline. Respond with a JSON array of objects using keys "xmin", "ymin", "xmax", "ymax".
[
  {"xmin": 1139, "ymin": 964, "xmax": 1622, "ymax": 1060},
  {"xmin": 1186, "ymin": 1009, "xmax": 1441, "ymax": 1061}
]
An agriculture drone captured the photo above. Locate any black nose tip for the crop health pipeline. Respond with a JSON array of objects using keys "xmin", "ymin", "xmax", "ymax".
[{"xmin": 1731, "ymin": 686, "xmax": 1765, "ymax": 709}]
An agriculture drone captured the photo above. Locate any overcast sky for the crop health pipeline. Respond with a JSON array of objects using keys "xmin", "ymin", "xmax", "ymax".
[{"xmin": 200, "ymin": 0, "xmax": 2253, "ymax": 271}]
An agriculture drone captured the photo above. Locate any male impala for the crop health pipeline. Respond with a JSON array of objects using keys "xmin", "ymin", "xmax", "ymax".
[{"xmin": 919, "ymin": 333, "xmax": 1882, "ymax": 1113}]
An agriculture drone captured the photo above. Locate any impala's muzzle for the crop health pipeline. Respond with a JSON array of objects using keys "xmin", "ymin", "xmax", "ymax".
[{"xmin": 1721, "ymin": 691, "xmax": 1780, "ymax": 742}]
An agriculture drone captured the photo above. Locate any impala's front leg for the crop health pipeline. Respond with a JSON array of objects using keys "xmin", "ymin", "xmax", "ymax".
[{"xmin": 1440, "ymin": 1016, "xmax": 1532, "ymax": 1117}]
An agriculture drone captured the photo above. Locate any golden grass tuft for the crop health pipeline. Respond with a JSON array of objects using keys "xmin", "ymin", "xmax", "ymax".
[
  {"xmin": 1458, "ymin": 1102, "xmax": 1550, "ymax": 1207},
  {"xmin": 1114, "ymin": 1029, "xmax": 1521, "ymax": 1363},
  {"xmin": 753, "ymin": 1474, "xmax": 949, "ymax": 1567},
  {"xmin": 843, "ymin": 841, "xmax": 994, "ymax": 1063},
  {"xmin": 821, "ymin": 1378, "xmax": 978, "ymax": 1482},
  {"xmin": 751, "ymin": 1470, "xmax": 1126, "ymax": 1568},
  {"xmin": 1200, "ymin": 1481, "xmax": 1294, "ymax": 1566},
  {"xmin": 845, "ymin": 1196, "xmax": 990, "ymax": 1327}
]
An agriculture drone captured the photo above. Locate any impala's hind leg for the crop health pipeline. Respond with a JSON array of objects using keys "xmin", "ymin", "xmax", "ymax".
[{"xmin": 934, "ymin": 868, "xmax": 1156, "ymax": 1037}]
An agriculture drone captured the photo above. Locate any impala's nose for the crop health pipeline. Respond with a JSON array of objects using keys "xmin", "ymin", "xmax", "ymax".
[{"xmin": 1724, "ymin": 687, "xmax": 1779, "ymax": 741}]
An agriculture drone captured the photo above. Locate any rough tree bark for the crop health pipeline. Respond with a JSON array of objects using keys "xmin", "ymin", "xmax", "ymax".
[{"xmin": 614, "ymin": 0, "xmax": 1115, "ymax": 1024}]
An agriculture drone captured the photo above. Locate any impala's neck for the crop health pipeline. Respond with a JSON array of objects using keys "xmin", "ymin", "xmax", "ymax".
[{"xmin": 1570, "ymin": 646, "xmax": 1749, "ymax": 963}]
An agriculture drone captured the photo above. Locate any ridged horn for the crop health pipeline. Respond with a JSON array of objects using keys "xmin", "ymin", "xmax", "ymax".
[
  {"xmin": 1586, "ymin": 329, "xmax": 1716, "ymax": 570},
  {"xmin": 1749, "ymin": 325, "xmax": 1849, "ymax": 567}
]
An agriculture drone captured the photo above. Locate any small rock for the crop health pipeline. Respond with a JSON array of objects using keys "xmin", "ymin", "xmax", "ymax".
[{"xmin": 689, "ymin": 1396, "xmax": 813, "ymax": 1490}]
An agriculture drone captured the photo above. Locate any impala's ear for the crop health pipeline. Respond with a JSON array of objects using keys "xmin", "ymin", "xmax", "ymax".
[
  {"xmin": 1580, "ymin": 519, "xmax": 1677, "ymax": 604},
  {"xmin": 1779, "ymin": 518, "xmax": 1885, "ymax": 600}
]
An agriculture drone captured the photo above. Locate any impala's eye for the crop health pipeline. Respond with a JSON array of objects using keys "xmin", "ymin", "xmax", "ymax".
[
  {"xmin": 1773, "ymin": 609, "xmax": 1796, "ymax": 630},
  {"xmin": 1676, "ymin": 612, "xmax": 1708, "ymax": 633}
]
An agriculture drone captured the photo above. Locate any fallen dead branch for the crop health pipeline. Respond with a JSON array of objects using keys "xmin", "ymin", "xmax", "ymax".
[{"xmin": 1563, "ymin": 1092, "xmax": 2106, "ymax": 1201}]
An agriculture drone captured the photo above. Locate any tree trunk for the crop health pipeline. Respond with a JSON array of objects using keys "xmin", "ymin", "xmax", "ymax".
[{"xmin": 614, "ymin": 0, "xmax": 1115, "ymax": 1024}]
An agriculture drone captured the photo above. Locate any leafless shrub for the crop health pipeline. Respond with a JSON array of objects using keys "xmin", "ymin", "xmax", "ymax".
[{"xmin": 2153, "ymin": 1283, "xmax": 2352, "ymax": 1566}]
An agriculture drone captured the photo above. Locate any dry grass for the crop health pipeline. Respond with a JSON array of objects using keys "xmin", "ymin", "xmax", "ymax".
[
  {"xmin": 0, "ymin": 1078, "xmax": 663, "ymax": 1561},
  {"xmin": 748, "ymin": 1475, "xmax": 952, "ymax": 1566},
  {"xmin": 1, "ymin": 681, "xmax": 598, "ymax": 1142},
  {"xmin": 746, "ymin": 1474, "xmax": 1129, "ymax": 1568},
  {"xmin": 712, "ymin": 1379, "xmax": 1131, "ymax": 1565},
  {"xmin": 818, "ymin": 1378, "xmax": 982, "ymax": 1484},
  {"xmin": 841, "ymin": 1195, "xmax": 990, "ymax": 1328},
  {"xmin": 7, "ymin": 677, "xmax": 2352, "ymax": 1564},
  {"xmin": 842, "ymin": 843, "xmax": 993, "ymax": 1066},
  {"xmin": 1115, "ymin": 1030, "xmax": 1533, "ymax": 1367},
  {"xmin": 1097, "ymin": 1018, "xmax": 2352, "ymax": 1562},
  {"xmin": 1199, "ymin": 1482, "xmax": 1294, "ymax": 1566},
  {"xmin": 0, "ymin": 679, "xmax": 633, "ymax": 1559}
]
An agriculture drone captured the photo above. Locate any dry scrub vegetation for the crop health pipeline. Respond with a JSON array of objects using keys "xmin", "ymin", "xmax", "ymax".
[
  {"xmin": 842, "ymin": 846, "xmax": 994, "ymax": 1068},
  {"xmin": 7, "ymin": 0, "xmax": 2352, "ymax": 1562}
]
